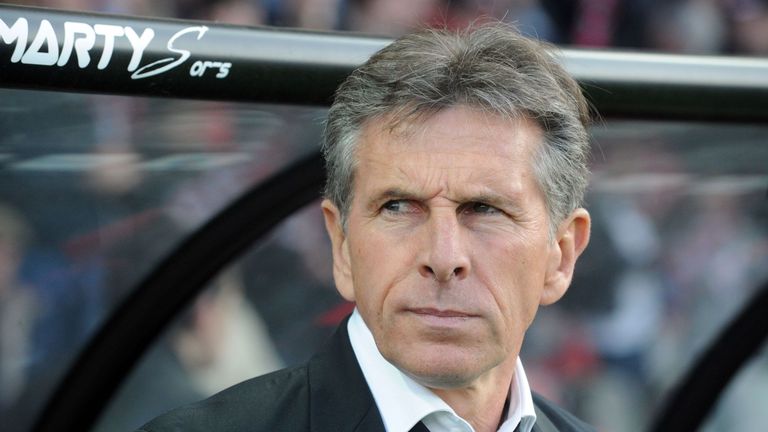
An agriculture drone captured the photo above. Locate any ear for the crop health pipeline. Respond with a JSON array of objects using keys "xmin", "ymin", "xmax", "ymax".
[
  {"xmin": 541, "ymin": 208, "xmax": 591, "ymax": 306},
  {"xmin": 321, "ymin": 199, "xmax": 355, "ymax": 302}
]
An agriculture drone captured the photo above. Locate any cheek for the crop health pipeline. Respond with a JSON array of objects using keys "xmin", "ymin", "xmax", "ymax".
[
  {"xmin": 348, "ymin": 237, "xmax": 395, "ymax": 310},
  {"xmin": 349, "ymin": 231, "xmax": 419, "ymax": 316},
  {"xmin": 477, "ymin": 237, "xmax": 548, "ymax": 322}
]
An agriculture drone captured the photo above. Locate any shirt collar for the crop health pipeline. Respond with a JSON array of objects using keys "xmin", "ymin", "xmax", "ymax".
[{"xmin": 347, "ymin": 309, "xmax": 537, "ymax": 432}]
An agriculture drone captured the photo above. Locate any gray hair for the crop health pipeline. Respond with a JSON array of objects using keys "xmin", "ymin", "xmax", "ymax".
[{"xmin": 322, "ymin": 23, "xmax": 591, "ymax": 235}]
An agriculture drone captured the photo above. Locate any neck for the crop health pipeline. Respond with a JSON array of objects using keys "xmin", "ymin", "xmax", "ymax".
[{"xmin": 429, "ymin": 356, "xmax": 517, "ymax": 432}]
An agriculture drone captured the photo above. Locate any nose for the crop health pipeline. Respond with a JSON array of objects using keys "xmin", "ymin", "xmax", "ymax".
[{"xmin": 418, "ymin": 211, "xmax": 471, "ymax": 282}]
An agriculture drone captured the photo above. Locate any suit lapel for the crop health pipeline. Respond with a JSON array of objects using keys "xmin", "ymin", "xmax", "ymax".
[
  {"xmin": 531, "ymin": 397, "xmax": 558, "ymax": 432},
  {"xmin": 307, "ymin": 316, "xmax": 386, "ymax": 432},
  {"xmin": 305, "ymin": 318, "xmax": 571, "ymax": 432}
]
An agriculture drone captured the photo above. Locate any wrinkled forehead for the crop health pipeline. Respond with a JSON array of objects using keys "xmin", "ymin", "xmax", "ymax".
[{"xmin": 355, "ymin": 104, "xmax": 544, "ymax": 158}]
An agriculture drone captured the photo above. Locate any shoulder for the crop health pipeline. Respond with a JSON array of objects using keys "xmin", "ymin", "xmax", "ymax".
[
  {"xmin": 136, "ymin": 365, "xmax": 310, "ymax": 432},
  {"xmin": 532, "ymin": 393, "xmax": 596, "ymax": 432}
]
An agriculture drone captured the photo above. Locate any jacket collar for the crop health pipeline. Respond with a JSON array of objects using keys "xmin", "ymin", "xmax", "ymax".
[
  {"xmin": 308, "ymin": 316, "xmax": 386, "ymax": 432},
  {"xmin": 305, "ymin": 315, "xmax": 559, "ymax": 432}
]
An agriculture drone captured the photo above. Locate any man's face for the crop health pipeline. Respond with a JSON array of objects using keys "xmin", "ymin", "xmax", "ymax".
[{"xmin": 323, "ymin": 106, "xmax": 589, "ymax": 388}]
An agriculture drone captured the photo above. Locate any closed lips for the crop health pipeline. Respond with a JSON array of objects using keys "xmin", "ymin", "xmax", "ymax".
[{"xmin": 409, "ymin": 308, "xmax": 476, "ymax": 318}]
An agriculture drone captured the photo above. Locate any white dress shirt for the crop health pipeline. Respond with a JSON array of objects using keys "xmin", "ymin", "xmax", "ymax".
[{"xmin": 348, "ymin": 309, "xmax": 537, "ymax": 432}]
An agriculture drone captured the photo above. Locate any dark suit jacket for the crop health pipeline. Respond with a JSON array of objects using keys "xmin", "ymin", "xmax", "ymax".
[{"xmin": 138, "ymin": 318, "xmax": 594, "ymax": 432}]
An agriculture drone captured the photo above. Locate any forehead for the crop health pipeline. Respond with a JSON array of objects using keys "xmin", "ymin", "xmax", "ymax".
[
  {"xmin": 356, "ymin": 106, "xmax": 542, "ymax": 173},
  {"xmin": 351, "ymin": 106, "xmax": 545, "ymax": 202}
]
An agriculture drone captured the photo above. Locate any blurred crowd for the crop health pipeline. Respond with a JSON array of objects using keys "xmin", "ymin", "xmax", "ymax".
[
  {"xmin": 1, "ymin": 1, "xmax": 768, "ymax": 432},
  {"xmin": 3, "ymin": 0, "xmax": 768, "ymax": 55}
]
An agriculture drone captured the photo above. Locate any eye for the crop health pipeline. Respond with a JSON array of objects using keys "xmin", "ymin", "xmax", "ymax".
[
  {"xmin": 463, "ymin": 202, "xmax": 501, "ymax": 215},
  {"xmin": 381, "ymin": 200, "xmax": 417, "ymax": 214}
]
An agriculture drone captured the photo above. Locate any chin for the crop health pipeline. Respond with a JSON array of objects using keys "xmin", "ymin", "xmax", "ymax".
[
  {"xmin": 403, "ymin": 367, "xmax": 479, "ymax": 389},
  {"xmin": 387, "ymin": 347, "xmax": 495, "ymax": 389}
]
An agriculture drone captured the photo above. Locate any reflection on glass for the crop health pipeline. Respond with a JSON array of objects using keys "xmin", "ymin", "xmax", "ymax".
[
  {"xmin": 100, "ymin": 120, "xmax": 768, "ymax": 431},
  {"xmin": 523, "ymin": 121, "xmax": 768, "ymax": 432},
  {"xmin": 0, "ymin": 88, "xmax": 324, "ymax": 432},
  {"xmin": 5, "ymin": 102, "xmax": 768, "ymax": 432}
]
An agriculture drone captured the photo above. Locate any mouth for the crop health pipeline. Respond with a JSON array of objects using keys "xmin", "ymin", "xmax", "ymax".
[
  {"xmin": 405, "ymin": 308, "xmax": 482, "ymax": 330},
  {"xmin": 403, "ymin": 308, "xmax": 482, "ymax": 336},
  {"xmin": 409, "ymin": 308, "xmax": 477, "ymax": 318}
]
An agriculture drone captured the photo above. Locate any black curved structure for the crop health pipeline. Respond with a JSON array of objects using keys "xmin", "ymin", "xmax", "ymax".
[
  {"xmin": 649, "ymin": 282, "xmax": 768, "ymax": 431},
  {"xmin": 32, "ymin": 153, "xmax": 325, "ymax": 432}
]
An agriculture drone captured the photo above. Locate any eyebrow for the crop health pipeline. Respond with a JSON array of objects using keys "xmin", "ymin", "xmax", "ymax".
[
  {"xmin": 466, "ymin": 192, "xmax": 512, "ymax": 207},
  {"xmin": 461, "ymin": 191, "xmax": 527, "ymax": 214},
  {"xmin": 365, "ymin": 187, "xmax": 525, "ymax": 213},
  {"xmin": 365, "ymin": 188, "xmax": 418, "ymax": 210}
]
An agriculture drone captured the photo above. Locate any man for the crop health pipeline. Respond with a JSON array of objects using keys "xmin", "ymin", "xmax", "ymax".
[{"xmin": 139, "ymin": 22, "xmax": 593, "ymax": 432}]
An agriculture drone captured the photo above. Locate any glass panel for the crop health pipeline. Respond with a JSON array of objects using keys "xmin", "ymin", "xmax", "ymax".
[
  {"xmin": 0, "ymin": 88, "xmax": 324, "ymax": 432},
  {"xmin": 522, "ymin": 121, "xmax": 768, "ymax": 432},
  {"xmin": 94, "ymin": 200, "xmax": 340, "ymax": 431},
  {"xmin": 97, "ymin": 119, "xmax": 768, "ymax": 431}
]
